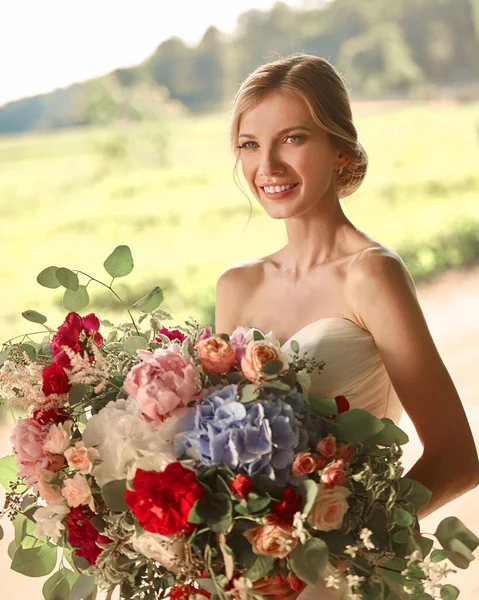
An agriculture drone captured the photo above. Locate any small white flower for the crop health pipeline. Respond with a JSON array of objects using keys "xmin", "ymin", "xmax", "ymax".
[
  {"xmin": 405, "ymin": 549, "xmax": 421, "ymax": 566},
  {"xmin": 33, "ymin": 502, "xmax": 69, "ymax": 543},
  {"xmin": 324, "ymin": 575, "xmax": 341, "ymax": 589},
  {"xmin": 344, "ymin": 544, "xmax": 358, "ymax": 558},
  {"xmin": 346, "ymin": 573, "xmax": 365, "ymax": 589},
  {"xmin": 359, "ymin": 527, "xmax": 375, "ymax": 550},
  {"xmin": 292, "ymin": 511, "xmax": 310, "ymax": 544}
]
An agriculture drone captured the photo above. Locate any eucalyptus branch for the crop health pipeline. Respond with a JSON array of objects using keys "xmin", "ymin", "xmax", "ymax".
[
  {"xmin": 2, "ymin": 331, "xmax": 50, "ymax": 346},
  {"xmin": 75, "ymin": 270, "xmax": 139, "ymax": 335}
]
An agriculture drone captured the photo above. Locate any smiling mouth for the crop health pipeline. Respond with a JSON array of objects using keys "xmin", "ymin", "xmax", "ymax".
[{"xmin": 260, "ymin": 183, "xmax": 299, "ymax": 194}]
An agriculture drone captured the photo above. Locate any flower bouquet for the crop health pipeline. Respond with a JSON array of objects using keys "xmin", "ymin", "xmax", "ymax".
[{"xmin": 0, "ymin": 246, "xmax": 477, "ymax": 600}]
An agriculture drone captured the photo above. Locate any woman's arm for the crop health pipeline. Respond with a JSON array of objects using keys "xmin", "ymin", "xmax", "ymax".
[{"xmin": 347, "ymin": 249, "xmax": 479, "ymax": 519}]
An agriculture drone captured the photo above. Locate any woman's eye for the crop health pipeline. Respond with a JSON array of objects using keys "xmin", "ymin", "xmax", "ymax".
[
  {"xmin": 237, "ymin": 141, "xmax": 258, "ymax": 150},
  {"xmin": 286, "ymin": 135, "xmax": 304, "ymax": 143}
]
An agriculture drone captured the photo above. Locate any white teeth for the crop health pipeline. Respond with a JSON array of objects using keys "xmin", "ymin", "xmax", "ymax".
[{"xmin": 264, "ymin": 184, "xmax": 295, "ymax": 194}]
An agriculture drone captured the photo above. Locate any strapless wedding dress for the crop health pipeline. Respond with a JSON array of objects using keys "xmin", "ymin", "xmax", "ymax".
[{"xmin": 255, "ymin": 317, "xmax": 404, "ymax": 600}]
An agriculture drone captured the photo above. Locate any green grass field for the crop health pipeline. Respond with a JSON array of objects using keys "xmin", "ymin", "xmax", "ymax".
[{"xmin": 1, "ymin": 101, "xmax": 478, "ymax": 344}]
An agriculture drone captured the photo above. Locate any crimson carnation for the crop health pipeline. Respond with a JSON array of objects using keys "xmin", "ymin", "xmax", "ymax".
[
  {"xmin": 155, "ymin": 327, "xmax": 187, "ymax": 343},
  {"xmin": 169, "ymin": 583, "xmax": 211, "ymax": 600},
  {"xmin": 268, "ymin": 486, "xmax": 301, "ymax": 525},
  {"xmin": 228, "ymin": 474, "xmax": 253, "ymax": 499},
  {"xmin": 51, "ymin": 311, "xmax": 102, "ymax": 368},
  {"xmin": 125, "ymin": 462, "xmax": 205, "ymax": 535},
  {"xmin": 32, "ymin": 409, "xmax": 70, "ymax": 425},
  {"xmin": 42, "ymin": 363, "xmax": 71, "ymax": 397},
  {"xmin": 65, "ymin": 506, "xmax": 111, "ymax": 565}
]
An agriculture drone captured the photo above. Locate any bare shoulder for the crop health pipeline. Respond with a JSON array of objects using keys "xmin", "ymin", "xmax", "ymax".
[{"xmin": 215, "ymin": 259, "xmax": 264, "ymax": 334}]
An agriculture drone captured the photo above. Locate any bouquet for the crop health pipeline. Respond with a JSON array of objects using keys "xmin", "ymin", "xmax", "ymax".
[{"xmin": 0, "ymin": 245, "xmax": 477, "ymax": 600}]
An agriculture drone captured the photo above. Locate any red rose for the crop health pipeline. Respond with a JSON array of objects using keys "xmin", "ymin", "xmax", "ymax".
[
  {"xmin": 51, "ymin": 311, "xmax": 102, "ymax": 367},
  {"xmin": 66, "ymin": 506, "xmax": 112, "ymax": 565},
  {"xmin": 228, "ymin": 474, "xmax": 253, "ymax": 499},
  {"xmin": 82, "ymin": 313, "xmax": 103, "ymax": 346},
  {"xmin": 125, "ymin": 462, "xmax": 205, "ymax": 535},
  {"xmin": 268, "ymin": 486, "xmax": 301, "ymax": 525},
  {"xmin": 42, "ymin": 363, "xmax": 71, "ymax": 396}
]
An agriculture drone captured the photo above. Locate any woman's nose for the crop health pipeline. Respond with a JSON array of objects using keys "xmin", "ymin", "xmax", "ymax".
[{"xmin": 259, "ymin": 152, "xmax": 285, "ymax": 177}]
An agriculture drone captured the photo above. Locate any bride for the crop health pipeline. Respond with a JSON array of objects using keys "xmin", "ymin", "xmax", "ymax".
[{"xmin": 214, "ymin": 54, "xmax": 479, "ymax": 599}]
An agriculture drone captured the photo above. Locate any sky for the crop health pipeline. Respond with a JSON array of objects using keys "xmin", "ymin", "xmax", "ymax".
[{"xmin": 0, "ymin": 0, "xmax": 318, "ymax": 107}]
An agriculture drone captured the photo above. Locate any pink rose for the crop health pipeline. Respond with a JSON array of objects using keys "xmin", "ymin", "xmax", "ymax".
[
  {"xmin": 64, "ymin": 442, "xmax": 99, "ymax": 475},
  {"xmin": 243, "ymin": 524, "xmax": 297, "ymax": 559},
  {"xmin": 316, "ymin": 434, "xmax": 337, "ymax": 459},
  {"xmin": 10, "ymin": 418, "xmax": 49, "ymax": 485},
  {"xmin": 240, "ymin": 341, "xmax": 288, "ymax": 384},
  {"xmin": 307, "ymin": 484, "xmax": 351, "ymax": 531},
  {"xmin": 62, "ymin": 473, "xmax": 95, "ymax": 511},
  {"xmin": 315, "ymin": 455, "xmax": 331, "ymax": 470},
  {"xmin": 321, "ymin": 459, "xmax": 347, "ymax": 489},
  {"xmin": 291, "ymin": 452, "xmax": 317, "ymax": 476},
  {"xmin": 197, "ymin": 336, "xmax": 236, "ymax": 374},
  {"xmin": 43, "ymin": 421, "xmax": 73, "ymax": 455},
  {"xmin": 336, "ymin": 443, "xmax": 355, "ymax": 463},
  {"xmin": 197, "ymin": 326, "xmax": 213, "ymax": 342},
  {"xmin": 38, "ymin": 478, "xmax": 63, "ymax": 505},
  {"xmin": 124, "ymin": 344, "xmax": 197, "ymax": 420}
]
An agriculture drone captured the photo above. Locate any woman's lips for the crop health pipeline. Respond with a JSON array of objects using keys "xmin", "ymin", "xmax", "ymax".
[{"xmin": 260, "ymin": 183, "xmax": 299, "ymax": 200}]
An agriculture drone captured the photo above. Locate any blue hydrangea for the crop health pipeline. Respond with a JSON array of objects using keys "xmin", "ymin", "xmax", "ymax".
[{"xmin": 174, "ymin": 384, "xmax": 315, "ymax": 485}]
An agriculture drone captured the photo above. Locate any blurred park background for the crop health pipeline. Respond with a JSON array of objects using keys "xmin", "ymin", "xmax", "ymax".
[{"xmin": 0, "ymin": 0, "xmax": 478, "ymax": 598}]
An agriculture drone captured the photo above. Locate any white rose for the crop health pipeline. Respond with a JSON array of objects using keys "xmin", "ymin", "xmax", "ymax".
[
  {"xmin": 307, "ymin": 484, "xmax": 351, "ymax": 531},
  {"xmin": 33, "ymin": 503, "xmax": 69, "ymax": 543},
  {"xmin": 131, "ymin": 532, "xmax": 184, "ymax": 573}
]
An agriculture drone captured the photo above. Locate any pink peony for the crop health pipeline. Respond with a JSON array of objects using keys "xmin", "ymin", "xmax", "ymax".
[
  {"xmin": 291, "ymin": 452, "xmax": 317, "ymax": 476},
  {"xmin": 197, "ymin": 336, "xmax": 236, "ymax": 374},
  {"xmin": 241, "ymin": 340, "xmax": 288, "ymax": 384},
  {"xmin": 64, "ymin": 442, "xmax": 98, "ymax": 475},
  {"xmin": 62, "ymin": 473, "xmax": 95, "ymax": 511},
  {"xmin": 230, "ymin": 331, "xmax": 247, "ymax": 363},
  {"xmin": 316, "ymin": 434, "xmax": 337, "ymax": 459},
  {"xmin": 321, "ymin": 459, "xmax": 347, "ymax": 489},
  {"xmin": 243, "ymin": 524, "xmax": 297, "ymax": 559},
  {"xmin": 10, "ymin": 418, "xmax": 50, "ymax": 485},
  {"xmin": 307, "ymin": 484, "xmax": 351, "ymax": 531},
  {"xmin": 124, "ymin": 344, "xmax": 197, "ymax": 420}
]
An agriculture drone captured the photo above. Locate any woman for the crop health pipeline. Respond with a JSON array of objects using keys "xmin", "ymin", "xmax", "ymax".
[{"xmin": 214, "ymin": 54, "xmax": 478, "ymax": 599}]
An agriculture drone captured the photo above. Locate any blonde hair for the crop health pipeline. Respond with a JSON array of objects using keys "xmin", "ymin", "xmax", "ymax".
[{"xmin": 230, "ymin": 53, "xmax": 368, "ymax": 200}]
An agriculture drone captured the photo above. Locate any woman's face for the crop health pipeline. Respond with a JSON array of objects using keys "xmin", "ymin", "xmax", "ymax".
[{"xmin": 237, "ymin": 91, "xmax": 344, "ymax": 219}]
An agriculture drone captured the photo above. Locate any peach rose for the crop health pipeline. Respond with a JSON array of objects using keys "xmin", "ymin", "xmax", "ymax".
[
  {"xmin": 307, "ymin": 483, "xmax": 351, "ymax": 531},
  {"xmin": 197, "ymin": 336, "xmax": 236, "ymax": 374},
  {"xmin": 38, "ymin": 478, "xmax": 63, "ymax": 505},
  {"xmin": 336, "ymin": 443, "xmax": 355, "ymax": 463},
  {"xmin": 43, "ymin": 421, "xmax": 73, "ymax": 454},
  {"xmin": 64, "ymin": 442, "xmax": 99, "ymax": 475},
  {"xmin": 321, "ymin": 459, "xmax": 346, "ymax": 489},
  {"xmin": 240, "ymin": 340, "xmax": 288, "ymax": 383},
  {"xmin": 291, "ymin": 452, "xmax": 317, "ymax": 476},
  {"xmin": 62, "ymin": 473, "xmax": 95, "ymax": 511},
  {"xmin": 243, "ymin": 523, "xmax": 297, "ymax": 559},
  {"xmin": 316, "ymin": 434, "xmax": 337, "ymax": 459}
]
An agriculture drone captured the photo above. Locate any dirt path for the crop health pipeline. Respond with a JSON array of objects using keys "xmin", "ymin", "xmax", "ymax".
[{"xmin": 1, "ymin": 265, "xmax": 478, "ymax": 599}]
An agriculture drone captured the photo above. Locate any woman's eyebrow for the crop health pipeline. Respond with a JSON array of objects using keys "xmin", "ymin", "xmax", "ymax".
[{"xmin": 238, "ymin": 125, "xmax": 313, "ymax": 139}]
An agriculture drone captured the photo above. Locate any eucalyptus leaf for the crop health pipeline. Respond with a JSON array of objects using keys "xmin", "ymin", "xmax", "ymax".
[
  {"xmin": 392, "ymin": 530, "xmax": 409, "ymax": 544},
  {"xmin": 290, "ymin": 339, "xmax": 300, "ymax": 353},
  {"xmin": 252, "ymin": 330, "xmax": 265, "ymax": 341},
  {"xmin": 309, "ymin": 396, "xmax": 338, "ymax": 417},
  {"xmin": 0, "ymin": 455, "xmax": 26, "ymax": 492},
  {"xmin": 405, "ymin": 478, "xmax": 433, "ymax": 512},
  {"xmin": 430, "ymin": 549, "xmax": 452, "ymax": 562},
  {"xmin": 70, "ymin": 574, "xmax": 97, "ymax": 600},
  {"xmin": 56, "ymin": 268, "xmax": 80, "ymax": 291},
  {"xmin": 440, "ymin": 585, "xmax": 459, "ymax": 600},
  {"xmin": 21, "ymin": 310, "xmax": 47, "ymax": 325},
  {"xmin": 131, "ymin": 286, "xmax": 164, "ymax": 313},
  {"xmin": 261, "ymin": 359, "xmax": 285, "ymax": 375},
  {"xmin": 42, "ymin": 567, "xmax": 78, "ymax": 600},
  {"xmin": 0, "ymin": 523, "xmax": 3, "ymax": 541},
  {"xmin": 123, "ymin": 335, "xmax": 148, "ymax": 354},
  {"xmin": 395, "ymin": 506, "xmax": 414, "ymax": 527},
  {"xmin": 435, "ymin": 517, "xmax": 479, "ymax": 553},
  {"xmin": 103, "ymin": 245, "xmax": 134, "ymax": 278},
  {"xmin": 69, "ymin": 384, "xmax": 89, "ymax": 407},
  {"xmin": 100, "ymin": 479, "xmax": 128, "ymax": 512},
  {"xmin": 244, "ymin": 554, "xmax": 274, "ymax": 583},
  {"xmin": 369, "ymin": 418, "xmax": 409, "ymax": 446},
  {"xmin": 20, "ymin": 343, "xmax": 37, "ymax": 360},
  {"xmin": 334, "ymin": 409, "xmax": 385, "ymax": 442},
  {"xmin": 289, "ymin": 537, "xmax": 329, "ymax": 586},
  {"xmin": 240, "ymin": 383, "xmax": 260, "ymax": 403},
  {"xmin": 37, "ymin": 266, "xmax": 61, "ymax": 289},
  {"xmin": 297, "ymin": 479, "xmax": 318, "ymax": 516},
  {"xmin": 246, "ymin": 495, "xmax": 271, "ymax": 513},
  {"xmin": 63, "ymin": 286, "xmax": 89, "ymax": 311},
  {"xmin": 11, "ymin": 544, "xmax": 57, "ymax": 577}
]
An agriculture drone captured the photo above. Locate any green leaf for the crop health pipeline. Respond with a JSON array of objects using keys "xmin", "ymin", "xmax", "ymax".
[
  {"xmin": 8, "ymin": 540, "xmax": 18, "ymax": 560},
  {"xmin": 11, "ymin": 544, "xmax": 57, "ymax": 577},
  {"xmin": 289, "ymin": 537, "xmax": 329, "ymax": 586},
  {"xmin": 316, "ymin": 530, "xmax": 355, "ymax": 555},
  {"xmin": 290, "ymin": 340, "xmax": 300, "ymax": 353},
  {"xmin": 100, "ymin": 479, "xmax": 128, "ymax": 512},
  {"xmin": 395, "ymin": 507, "xmax": 414, "ymax": 527},
  {"xmin": 261, "ymin": 359, "xmax": 284, "ymax": 375},
  {"xmin": 240, "ymin": 384, "xmax": 260, "ymax": 403},
  {"xmin": 69, "ymin": 384, "xmax": 89, "ymax": 407},
  {"xmin": 42, "ymin": 567, "xmax": 78, "ymax": 600},
  {"xmin": 393, "ymin": 529, "xmax": 409, "ymax": 544},
  {"xmin": 435, "ymin": 517, "xmax": 479, "ymax": 553},
  {"xmin": 446, "ymin": 537, "xmax": 477, "ymax": 569},
  {"xmin": 56, "ymin": 268, "xmax": 79, "ymax": 291},
  {"xmin": 20, "ymin": 343, "xmax": 37, "ymax": 360},
  {"xmin": 103, "ymin": 245, "xmax": 134, "ymax": 278},
  {"xmin": 70, "ymin": 574, "xmax": 97, "ymax": 600},
  {"xmin": 210, "ymin": 515, "xmax": 233, "ymax": 533},
  {"xmin": 131, "ymin": 286, "xmax": 164, "ymax": 313},
  {"xmin": 37, "ymin": 266, "xmax": 61, "ymax": 289},
  {"xmin": 63, "ymin": 285, "xmax": 89, "ymax": 311},
  {"xmin": 246, "ymin": 494, "xmax": 271, "ymax": 513},
  {"xmin": 0, "ymin": 455, "xmax": 26, "ymax": 492},
  {"xmin": 244, "ymin": 554, "xmax": 274, "ymax": 582},
  {"xmin": 430, "ymin": 549, "xmax": 452, "ymax": 562},
  {"xmin": 403, "ymin": 478, "xmax": 433, "ymax": 512},
  {"xmin": 252, "ymin": 329, "xmax": 265, "ymax": 341},
  {"xmin": 440, "ymin": 585, "xmax": 459, "ymax": 600},
  {"xmin": 123, "ymin": 335, "xmax": 148, "ymax": 354},
  {"xmin": 0, "ymin": 523, "xmax": 3, "ymax": 541},
  {"xmin": 410, "ymin": 594, "xmax": 433, "ymax": 600},
  {"xmin": 188, "ymin": 501, "xmax": 204, "ymax": 525},
  {"xmin": 21, "ymin": 310, "xmax": 47, "ymax": 325},
  {"xmin": 297, "ymin": 479, "xmax": 318, "ymax": 516},
  {"xmin": 334, "ymin": 409, "xmax": 385, "ymax": 442},
  {"xmin": 309, "ymin": 396, "xmax": 338, "ymax": 417},
  {"xmin": 369, "ymin": 418, "xmax": 409, "ymax": 446}
]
